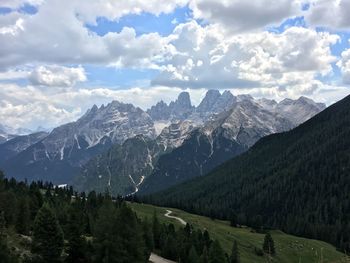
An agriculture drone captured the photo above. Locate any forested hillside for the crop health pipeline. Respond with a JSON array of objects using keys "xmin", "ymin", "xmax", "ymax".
[
  {"xmin": 0, "ymin": 172, "xmax": 231, "ymax": 263},
  {"xmin": 142, "ymin": 94, "xmax": 350, "ymax": 253}
]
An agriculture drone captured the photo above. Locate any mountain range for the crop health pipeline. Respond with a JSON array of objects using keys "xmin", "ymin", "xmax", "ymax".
[
  {"xmin": 73, "ymin": 90, "xmax": 324, "ymax": 196},
  {"xmin": 142, "ymin": 93, "xmax": 350, "ymax": 252},
  {"xmin": 0, "ymin": 90, "xmax": 326, "ymax": 195}
]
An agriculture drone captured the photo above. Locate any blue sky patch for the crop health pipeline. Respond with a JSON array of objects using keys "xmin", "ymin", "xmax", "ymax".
[
  {"xmin": 86, "ymin": 6, "xmax": 191, "ymax": 37},
  {"xmin": 267, "ymin": 16, "xmax": 307, "ymax": 33},
  {"xmin": 83, "ymin": 65, "xmax": 159, "ymax": 89}
]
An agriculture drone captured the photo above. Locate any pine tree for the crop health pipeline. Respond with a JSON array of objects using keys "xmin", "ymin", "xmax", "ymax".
[
  {"xmin": 115, "ymin": 203, "xmax": 147, "ymax": 263},
  {"xmin": 142, "ymin": 218, "xmax": 154, "ymax": 259},
  {"xmin": 152, "ymin": 211, "xmax": 161, "ymax": 249},
  {"xmin": 0, "ymin": 210, "xmax": 5, "ymax": 237},
  {"xmin": 65, "ymin": 209, "xmax": 87, "ymax": 263},
  {"xmin": 203, "ymin": 230, "xmax": 211, "ymax": 249},
  {"xmin": 162, "ymin": 235, "xmax": 178, "ymax": 260},
  {"xmin": 93, "ymin": 201, "xmax": 121, "ymax": 263},
  {"xmin": 230, "ymin": 213, "xmax": 238, "ymax": 227},
  {"xmin": 0, "ymin": 236, "xmax": 18, "ymax": 263},
  {"xmin": 230, "ymin": 240, "xmax": 240, "ymax": 263},
  {"xmin": 208, "ymin": 240, "xmax": 226, "ymax": 263},
  {"xmin": 0, "ymin": 210, "xmax": 18, "ymax": 263},
  {"xmin": 263, "ymin": 233, "xmax": 275, "ymax": 255},
  {"xmin": 199, "ymin": 246, "xmax": 209, "ymax": 263},
  {"xmin": 32, "ymin": 203, "xmax": 64, "ymax": 263},
  {"xmin": 16, "ymin": 198, "xmax": 30, "ymax": 235},
  {"xmin": 188, "ymin": 246, "xmax": 199, "ymax": 263}
]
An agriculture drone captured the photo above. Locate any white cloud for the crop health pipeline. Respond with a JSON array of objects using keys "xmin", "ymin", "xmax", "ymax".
[
  {"xmin": 305, "ymin": 0, "xmax": 350, "ymax": 29},
  {"xmin": 28, "ymin": 65, "xmax": 87, "ymax": 87},
  {"xmin": 74, "ymin": 0, "xmax": 189, "ymax": 25},
  {"xmin": 0, "ymin": 0, "xmax": 174, "ymax": 70},
  {"xmin": 0, "ymin": 69, "xmax": 29, "ymax": 80},
  {"xmin": 337, "ymin": 48, "xmax": 350, "ymax": 84},
  {"xmin": 0, "ymin": 0, "xmax": 44, "ymax": 9},
  {"xmin": 189, "ymin": 0, "xmax": 301, "ymax": 33},
  {"xmin": 152, "ymin": 21, "xmax": 338, "ymax": 94}
]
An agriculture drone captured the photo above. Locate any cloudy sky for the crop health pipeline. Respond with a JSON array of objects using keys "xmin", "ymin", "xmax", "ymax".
[{"xmin": 1, "ymin": 0, "xmax": 350, "ymax": 130}]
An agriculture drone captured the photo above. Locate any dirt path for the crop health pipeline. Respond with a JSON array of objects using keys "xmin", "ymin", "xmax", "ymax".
[
  {"xmin": 164, "ymin": 210, "xmax": 187, "ymax": 226},
  {"xmin": 149, "ymin": 253, "xmax": 176, "ymax": 263}
]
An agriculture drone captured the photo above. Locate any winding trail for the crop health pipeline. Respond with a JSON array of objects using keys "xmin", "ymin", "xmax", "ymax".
[
  {"xmin": 149, "ymin": 253, "xmax": 176, "ymax": 263},
  {"xmin": 148, "ymin": 210, "xmax": 187, "ymax": 263},
  {"xmin": 164, "ymin": 210, "xmax": 187, "ymax": 226}
]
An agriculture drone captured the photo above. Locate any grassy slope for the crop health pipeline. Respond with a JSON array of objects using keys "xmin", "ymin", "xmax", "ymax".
[{"xmin": 129, "ymin": 202, "xmax": 347, "ymax": 263}]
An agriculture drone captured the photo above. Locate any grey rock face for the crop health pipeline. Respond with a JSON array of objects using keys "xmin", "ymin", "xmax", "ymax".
[
  {"xmin": 0, "ymin": 132, "xmax": 48, "ymax": 163},
  {"xmin": 2, "ymin": 101, "xmax": 156, "ymax": 183},
  {"xmin": 147, "ymin": 92, "xmax": 195, "ymax": 122},
  {"xmin": 196, "ymin": 90, "xmax": 221, "ymax": 114},
  {"xmin": 157, "ymin": 120, "xmax": 197, "ymax": 150},
  {"xmin": 275, "ymin": 96, "xmax": 326, "ymax": 126}
]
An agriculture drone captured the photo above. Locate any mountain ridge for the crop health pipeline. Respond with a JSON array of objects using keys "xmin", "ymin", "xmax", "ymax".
[{"xmin": 141, "ymin": 94, "xmax": 350, "ymax": 252}]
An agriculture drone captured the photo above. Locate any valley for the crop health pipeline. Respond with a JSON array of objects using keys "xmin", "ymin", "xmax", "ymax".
[{"xmin": 130, "ymin": 202, "xmax": 347, "ymax": 263}]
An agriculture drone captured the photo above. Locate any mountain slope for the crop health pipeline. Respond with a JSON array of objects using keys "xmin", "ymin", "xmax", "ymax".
[
  {"xmin": 139, "ymin": 99, "xmax": 293, "ymax": 194},
  {"xmin": 143, "ymin": 94, "xmax": 350, "ymax": 251},
  {"xmin": 75, "ymin": 93, "xmax": 325, "ymax": 196},
  {"xmin": 1, "ymin": 101, "xmax": 156, "ymax": 183},
  {"xmin": 0, "ymin": 131, "xmax": 48, "ymax": 163},
  {"xmin": 73, "ymin": 135, "xmax": 164, "ymax": 196}
]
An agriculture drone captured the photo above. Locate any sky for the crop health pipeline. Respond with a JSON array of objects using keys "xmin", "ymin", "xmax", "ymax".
[{"xmin": 0, "ymin": 0, "xmax": 350, "ymax": 130}]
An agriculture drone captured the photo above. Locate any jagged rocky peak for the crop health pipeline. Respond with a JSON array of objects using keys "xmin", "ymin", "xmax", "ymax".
[
  {"xmin": 201, "ymin": 99, "xmax": 294, "ymax": 148},
  {"xmin": 212, "ymin": 90, "xmax": 237, "ymax": 114},
  {"xmin": 195, "ymin": 90, "xmax": 237, "ymax": 118},
  {"xmin": 196, "ymin": 89, "xmax": 221, "ymax": 113},
  {"xmin": 42, "ymin": 99, "xmax": 156, "ymax": 160},
  {"xmin": 147, "ymin": 100, "xmax": 170, "ymax": 121},
  {"xmin": 169, "ymin": 91, "xmax": 193, "ymax": 114},
  {"xmin": 169, "ymin": 91, "xmax": 194, "ymax": 119},
  {"xmin": 276, "ymin": 96, "xmax": 326, "ymax": 125},
  {"xmin": 148, "ymin": 91, "xmax": 195, "ymax": 122},
  {"xmin": 176, "ymin": 91, "xmax": 192, "ymax": 107}
]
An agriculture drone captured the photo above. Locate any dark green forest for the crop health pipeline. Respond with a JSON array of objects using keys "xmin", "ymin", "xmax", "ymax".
[
  {"xmin": 141, "ymin": 94, "xmax": 350, "ymax": 253},
  {"xmin": 0, "ymin": 171, "xmax": 243, "ymax": 263}
]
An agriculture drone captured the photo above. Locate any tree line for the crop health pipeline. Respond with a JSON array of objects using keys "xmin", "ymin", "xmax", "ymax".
[{"xmin": 0, "ymin": 171, "xmax": 266, "ymax": 263}]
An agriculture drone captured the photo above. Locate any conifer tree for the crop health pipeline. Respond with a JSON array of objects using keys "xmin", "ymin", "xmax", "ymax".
[
  {"xmin": 162, "ymin": 235, "xmax": 178, "ymax": 260},
  {"xmin": 32, "ymin": 203, "xmax": 64, "ymax": 263},
  {"xmin": 230, "ymin": 213, "xmax": 238, "ymax": 227},
  {"xmin": 16, "ymin": 198, "xmax": 30, "ymax": 235},
  {"xmin": 93, "ymin": 201, "xmax": 120, "ymax": 263},
  {"xmin": 230, "ymin": 240, "xmax": 240, "ymax": 263},
  {"xmin": 142, "ymin": 218, "xmax": 154, "ymax": 259},
  {"xmin": 65, "ymin": 209, "xmax": 87, "ymax": 263},
  {"xmin": 203, "ymin": 230, "xmax": 211, "ymax": 249},
  {"xmin": 208, "ymin": 240, "xmax": 226, "ymax": 263},
  {"xmin": 0, "ymin": 210, "xmax": 18, "ymax": 263},
  {"xmin": 115, "ymin": 203, "xmax": 147, "ymax": 263},
  {"xmin": 199, "ymin": 246, "xmax": 209, "ymax": 263},
  {"xmin": 263, "ymin": 233, "xmax": 275, "ymax": 255},
  {"xmin": 188, "ymin": 246, "xmax": 199, "ymax": 263},
  {"xmin": 0, "ymin": 211, "xmax": 5, "ymax": 237},
  {"xmin": 152, "ymin": 211, "xmax": 161, "ymax": 248}
]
